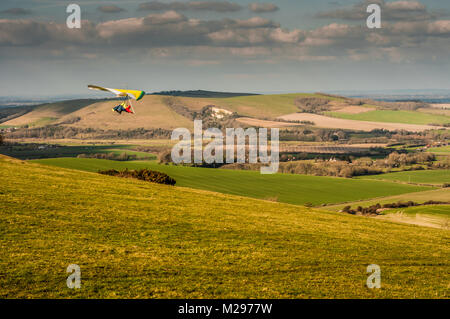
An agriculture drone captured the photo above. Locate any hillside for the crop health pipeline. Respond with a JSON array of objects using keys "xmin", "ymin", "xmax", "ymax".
[
  {"xmin": 55, "ymin": 95, "xmax": 194, "ymax": 130},
  {"xmin": 1, "ymin": 155, "xmax": 449, "ymax": 298},
  {"xmin": 3, "ymin": 93, "xmax": 447, "ymax": 132},
  {"xmin": 31, "ymin": 157, "xmax": 431, "ymax": 206},
  {"xmin": 3, "ymin": 99, "xmax": 99, "ymax": 127}
]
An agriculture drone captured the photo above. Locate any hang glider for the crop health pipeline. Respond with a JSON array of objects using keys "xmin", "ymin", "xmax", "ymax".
[{"xmin": 88, "ymin": 85, "xmax": 145, "ymax": 114}]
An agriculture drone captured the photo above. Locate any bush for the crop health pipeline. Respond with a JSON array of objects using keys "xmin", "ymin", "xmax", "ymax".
[
  {"xmin": 98, "ymin": 168, "xmax": 176, "ymax": 185},
  {"xmin": 0, "ymin": 133, "xmax": 3, "ymax": 145},
  {"xmin": 77, "ymin": 152, "xmax": 137, "ymax": 161}
]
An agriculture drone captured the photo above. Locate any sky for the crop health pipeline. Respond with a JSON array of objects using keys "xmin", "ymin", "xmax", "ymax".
[{"xmin": 1, "ymin": 0, "xmax": 450, "ymax": 97}]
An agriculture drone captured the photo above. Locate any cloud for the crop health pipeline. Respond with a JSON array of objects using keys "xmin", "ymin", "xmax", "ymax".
[
  {"xmin": 97, "ymin": 5, "xmax": 126, "ymax": 13},
  {"xmin": 0, "ymin": 8, "xmax": 32, "ymax": 15},
  {"xmin": 143, "ymin": 10, "xmax": 187, "ymax": 25},
  {"xmin": 317, "ymin": 0, "xmax": 447, "ymax": 21},
  {"xmin": 138, "ymin": 1, "xmax": 242, "ymax": 13},
  {"xmin": 1, "ymin": 2, "xmax": 450, "ymax": 66},
  {"xmin": 248, "ymin": 3, "xmax": 279, "ymax": 13}
]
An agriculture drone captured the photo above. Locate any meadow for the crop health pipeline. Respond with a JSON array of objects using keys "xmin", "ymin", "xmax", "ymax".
[
  {"xmin": 360, "ymin": 169, "xmax": 450, "ymax": 186},
  {"xmin": 32, "ymin": 157, "xmax": 431, "ymax": 206},
  {"xmin": 428, "ymin": 146, "xmax": 450, "ymax": 154},
  {"xmin": 205, "ymin": 93, "xmax": 321, "ymax": 119},
  {"xmin": 1, "ymin": 155, "xmax": 449, "ymax": 298},
  {"xmin": 0, "ymin": 144, "xmax": 156, "ymax": 160},
  {"xmin": 376, "ymin": 205, "xmax": 450, "ymax": 230},
  {"xmin": 325, "ymin": 189, "xmax": 450, "ymax": 212}
]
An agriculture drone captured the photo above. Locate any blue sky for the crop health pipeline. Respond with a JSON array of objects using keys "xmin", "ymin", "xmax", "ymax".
[{"xmin": 1, "ymin": 0, "xmax": 450, "ymax": 97}]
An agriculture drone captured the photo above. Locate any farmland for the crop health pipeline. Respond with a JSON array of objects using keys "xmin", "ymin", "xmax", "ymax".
[
  {"xmin": 275, "ymin": 113, "xmax": 438, "ymax": 132},
  {"xmin": 326, "ymin": 109, "xmax": 450, "ymax": 126},
  {"xmin": 360, "ymin": 169, "xmax": 450, "ymax": 186},
  {"xmin": 325, "ymin": 188, "xmax": 450, "ymax": 212},
  {"xmin": 0, "ymin": 144, "xmax": 157, "ymax": 160},
  {"xmin": 428, "ymin": 146, "xmax": 450, "ymax": 154},
  {"xmin": 1, "ymin": 155, "xmax": 449, "ymax": 298},
  {"xmin": 32, "ymin": 157, "xmax": 431, "ymax": 206},
  {"xmin": 376, "ymin": 205, "xmax": 450, "ymax": 229}
]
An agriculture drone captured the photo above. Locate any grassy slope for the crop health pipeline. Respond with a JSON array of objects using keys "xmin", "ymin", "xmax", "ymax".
[
  {"xmin": 1, "ymin": 156, "xmax": 449, "ymax": 298},
  {"xmin": 359, "ymin": 170, "xmax": 450, "ymax": 186},
  {"xmin": 326, "ymin": 110, "xmax": 450, "ymax": 125},
  {"xmin": 31, "ymin": 158, "xmax": 431, "ymax": 206},
  {"xmin": 325, "ymin": 189, "xmax": 450, "ymax": 212},
  {"xmin": 57, "ymin": 95, "xmax": 193, "ymax": 130},
  {"xmin": 2, "ymin": 94, "xmax": 313, "ymax": 129},
  {"xmin": 3, "ymin": 100, "xmax": 98, "ymax": 127},
  {"xmin": 377, "ymin": 205, "xmax": 450, "ymax": 230},
  {"xmin": 205, "ymin": 94, "xmax": 320, "ymax": 119},
  {"xmin": 382, "ymin": 205, "xmax": 450, "ymax": 217},
  {"xmin": 428, "ymin": 146, "xmax": 450, "ymax": 154}
]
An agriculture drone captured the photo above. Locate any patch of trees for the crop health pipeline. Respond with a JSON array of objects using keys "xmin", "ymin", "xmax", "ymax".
[
  {"xmin": 77, "ymin": 153, "xmax": 137, "ymax": 161},
  {"xmin": 295, "ymin": 97, "xmax": 331, "ymax": 113},
  {"xmin": 5, "ymin": 125, "xmax": 172, "ymax": 140},
  {"xmin": 279, "ymin": 160, "xmax": 384, "ymax": 178},
  {"xmin": 375, "ymin": 151, "xmax": 435, "ymax": 168},
  {"xmin": 153, "ymin": 90, "xmax": 258, "ymax": 98},
  {"xmin": 162, "ymin": 96, "xmax": 195, "ymax": 120},
  {"xmin": 0, "ymin": 133, "xmax": 3, "ymax": 145},
  {"xmin": 275, "ymin": 118, "xmax": 315, "ymax": 125},
  {"xmin": 98, "ymin": 168, "xmax": 176, "ymax": 185},
  {"xmin": 342, "ymin": 200, "xmax": 450, "ymax": 216},
  {"xmin": 221, "ymin": 151, "xmax": 442, "ymax": 178},
  {"xmin": 280, "ymin": 128, "xmax": 349, "ymax": 142}
]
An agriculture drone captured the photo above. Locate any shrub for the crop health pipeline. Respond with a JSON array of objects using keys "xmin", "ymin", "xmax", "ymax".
[{"xmin": 98, "ymin": 168, "xmax": 176, "ymax": 186}]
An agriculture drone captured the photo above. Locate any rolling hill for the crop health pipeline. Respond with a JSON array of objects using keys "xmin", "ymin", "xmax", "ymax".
[
  {"xmin": 32, "ymin": 157, "xmax": 432, "ymax": 206},
  {"xmin": 1, "ymin": 155, "xmax": 449, "ymax": 298},
  {"xmin": 3, "ymin": 99, "xmax": 99, "ymax": 127},
  {"xmin": 3, "ymin": 93, "xmax": 447, "ymax": 132}
]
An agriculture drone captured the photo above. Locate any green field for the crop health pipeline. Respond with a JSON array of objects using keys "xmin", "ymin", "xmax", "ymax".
[
  {"xmin": 360, "ymin": 169, "xmax": 450, "ymax": 186},
  {"xmin": 210, "ymin": 93, "xmax": 325, "ymax": 119},
  {"xmin": 0, "ymin": 144, "xmax": 156, "ymax": 160},
  {"xmin": 31, "ymin": 157, "xmax": 432, "ymax": 206},
  {"xmin": 325, "ymin": 189, "xmax": 450, "ymax": 212},
  {"xmin": 326, "ymin": 110, "xmax": 450, "ymax": 125},
  {"xmin": 378, "ymin": 205, "xmax": 450, "ymax": 230},
  {"xmin": 1, "ymin": 156, "xmax": 449, "ymax": 298},
  {"xmin": 382, "ymin": 205, "xmax": 450, "ymax": 217},
  {"xmin": 428, "ymin": 146, "xmax": 450, "ymax": 154}
]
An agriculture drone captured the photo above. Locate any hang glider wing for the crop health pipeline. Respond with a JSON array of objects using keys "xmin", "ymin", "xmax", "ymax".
[{"xmin": 88, "ymin": 85, "xmax": 145, "ymax": 101}]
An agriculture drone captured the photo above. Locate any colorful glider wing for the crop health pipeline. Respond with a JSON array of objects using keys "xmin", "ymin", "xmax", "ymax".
[{"xmin": 88, "ymin": 85, "xmax": 145, "ymax": 101}]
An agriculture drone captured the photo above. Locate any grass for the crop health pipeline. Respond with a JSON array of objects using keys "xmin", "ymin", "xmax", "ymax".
[
  {"xmin": 428, "ymin": 146, "xmax": 450, "ymax": 154},
  {"xmin": 1, "ymin": 155, "xmax": 449, "ymax": 298},
  {"xmin": 27, "ymin": 117, "xmax": 58, "ymax": 127},
  {"xmin": 326, "ymin": 110, "xmax": 450, "ymax": 125},
  {"xmin": 207, "ymin": 93, "xmax": 326, "ymax": 119},
  {"xmin": 2, "ymin": 99, "xmax": 98, "ymax": 127},
  {"xmin": 325, "ymin": 188, "xmax": 450, "ymax": 212},
  {"xmin": 377, "ymin": 205, "xmax": 450, "ymax": 230},
  {"xmin": 382, "ymin": 205, "xmax": 450, "ymax": 217},
  {"xmin": 31, "ymin": 157, "xmax": 432, "ymax": 206},
  {"xmin": 359, "ymin": 169, "xmax": 450, "ymax": 186},
  {"xmin": 0, "ymin": 144, "xmax": 157, "ymax": 160}
]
